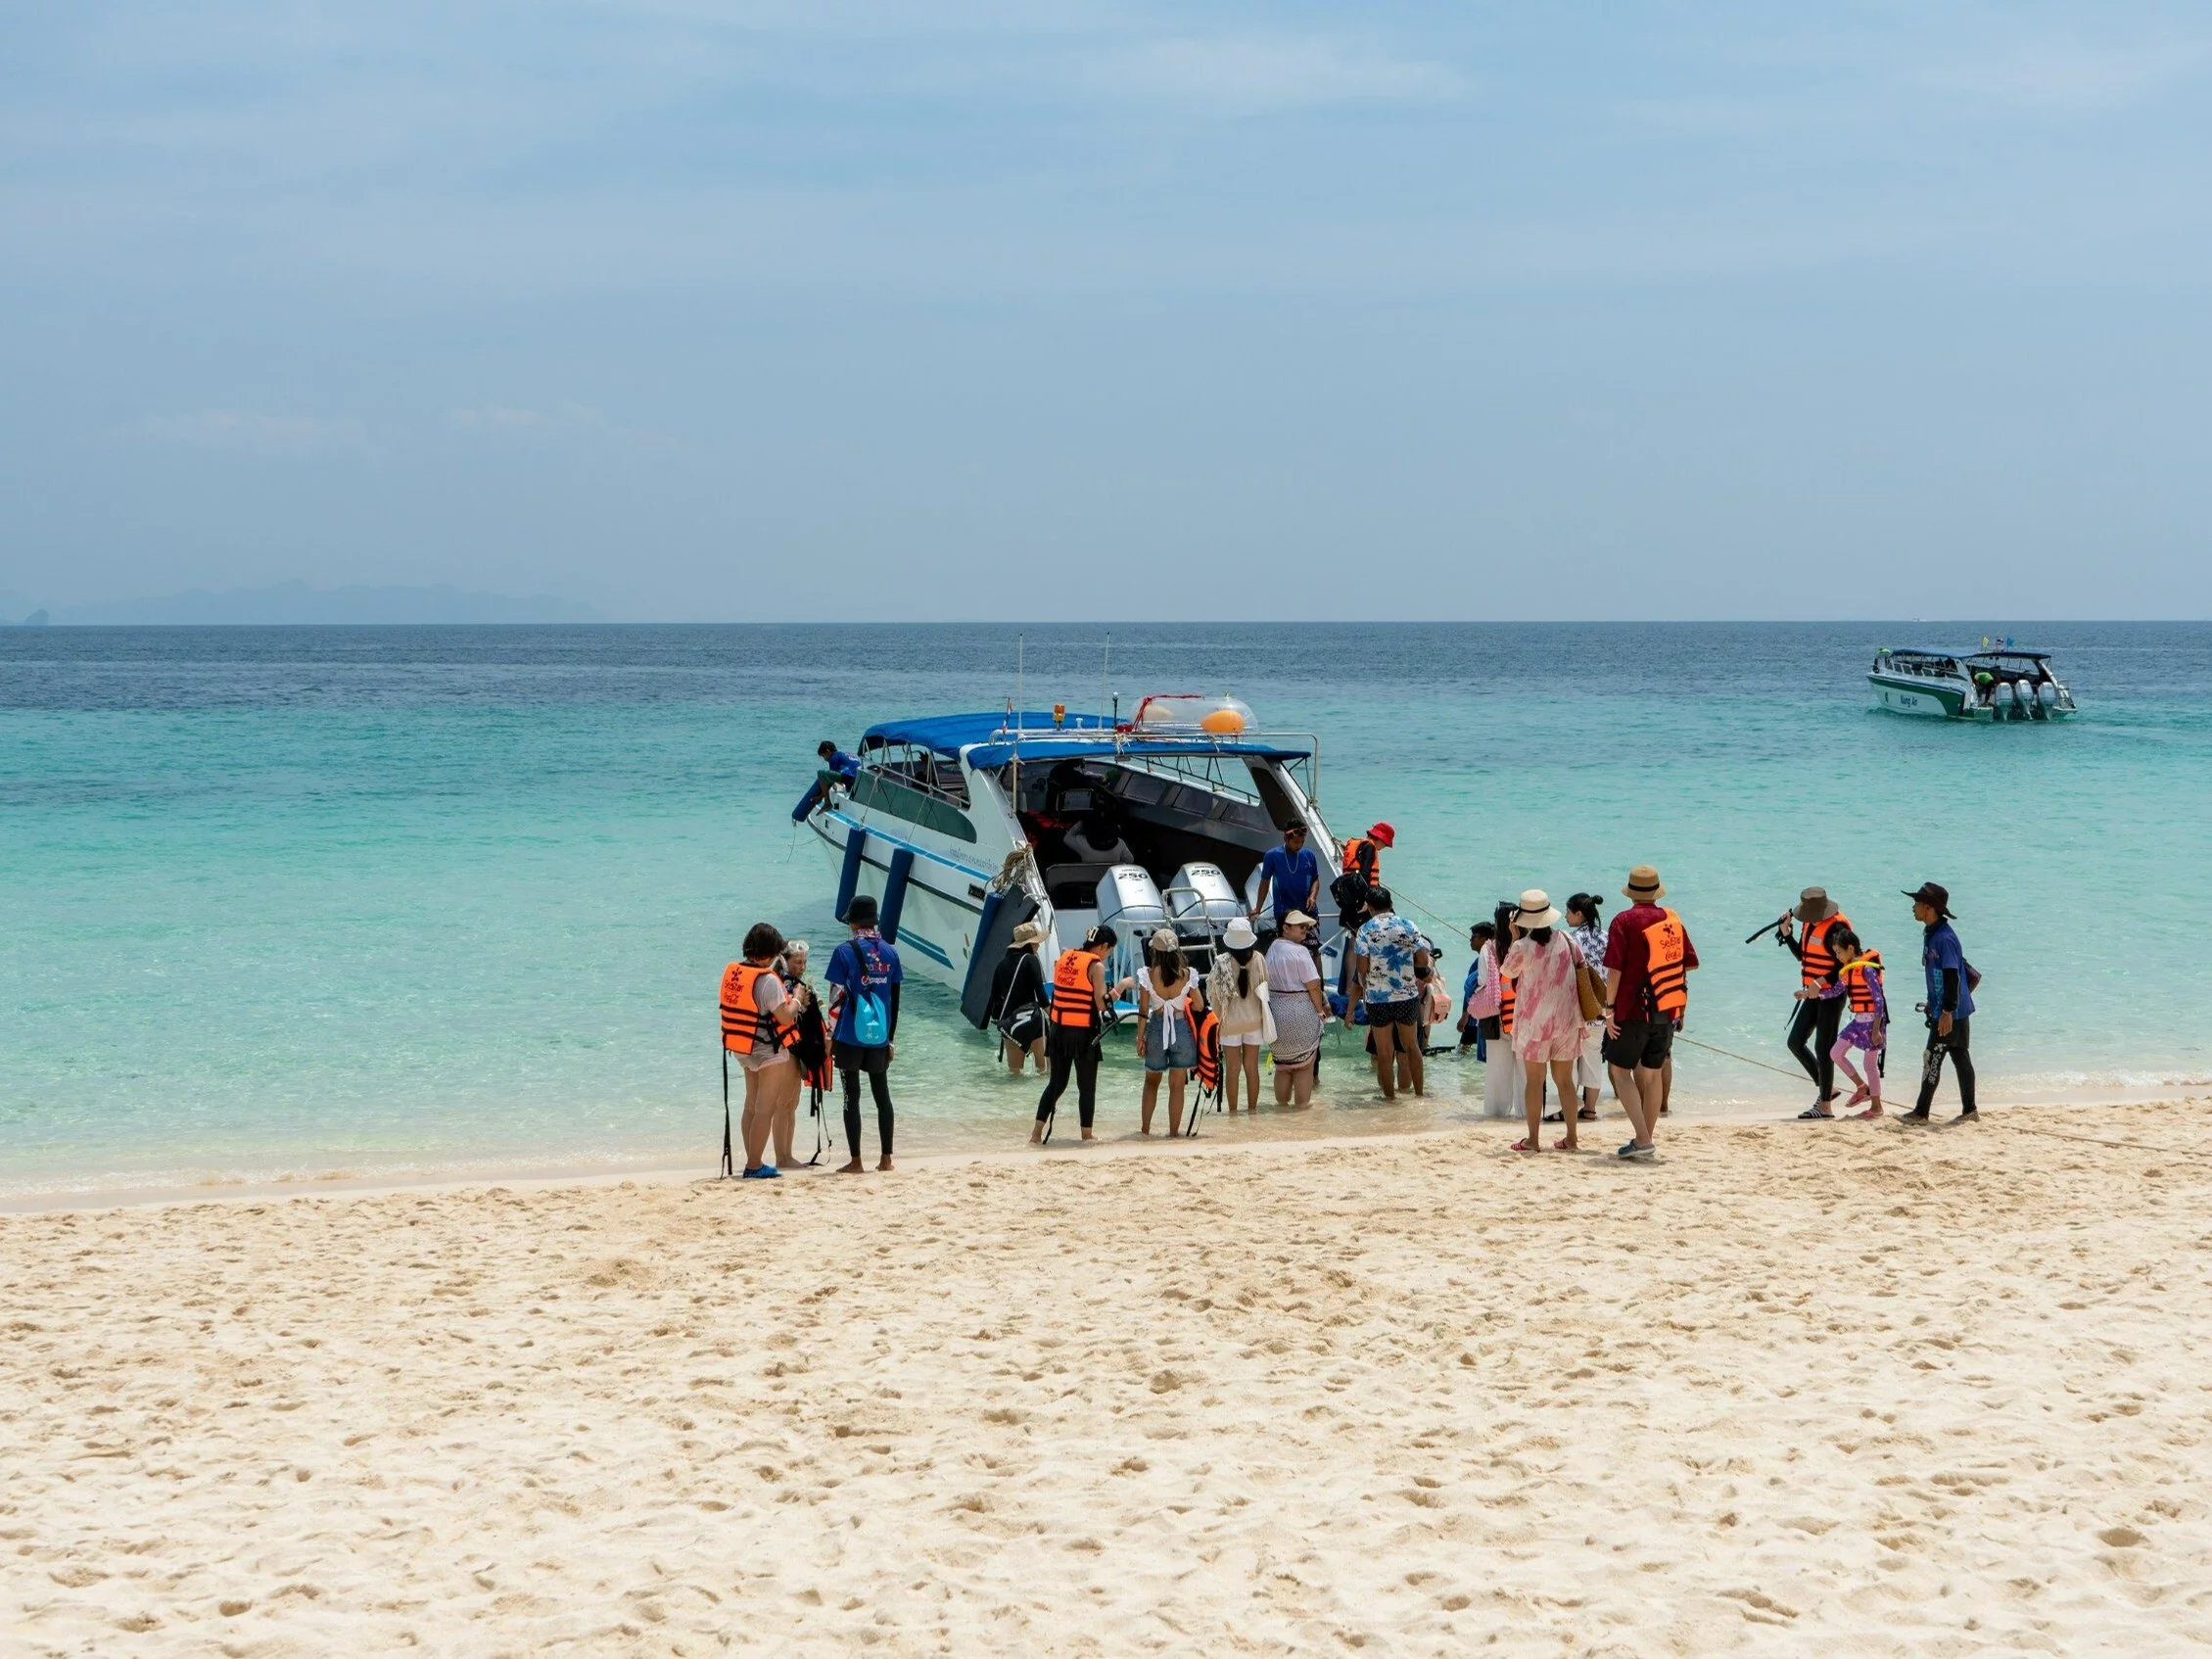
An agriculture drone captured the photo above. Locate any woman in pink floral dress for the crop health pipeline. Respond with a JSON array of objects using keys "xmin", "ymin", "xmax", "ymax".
[{"xmin": 1501, "ymin": 889, "xmax": 1588, "ymax": 1153}]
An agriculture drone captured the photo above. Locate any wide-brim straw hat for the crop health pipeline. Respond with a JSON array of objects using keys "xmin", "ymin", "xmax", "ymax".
[
  {"xmin": 1623, "ymin": 865, "xmax": 1666, "ymax": 901},
  {"xmin": 1011, "ymin": 920, "xmax": 1047, "ymax": 947},
  {"xmin": 1516, "ymin": 887, "xmax": 1562, "ymax": 929},
  {"xmin": 1281, "ymin": 910, "xmax": 1316, "ymax": 928},
  {"xmin": 1797, "ymin": 886, "xmax": 1840, "ymax": 923}
]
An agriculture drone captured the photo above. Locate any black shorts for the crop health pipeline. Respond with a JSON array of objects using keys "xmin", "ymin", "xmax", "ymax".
[
  {"xmin": 1603, "ymin": 1019, "xmax": 1673, "ymax": 1070},
  {"xmin": 833, "ymin": 1041, "xmax": 891, "ymax": 1073},
  {"xmin": 1365, "ymin": 997, "xmax": 1420, "ymax": 1029}
]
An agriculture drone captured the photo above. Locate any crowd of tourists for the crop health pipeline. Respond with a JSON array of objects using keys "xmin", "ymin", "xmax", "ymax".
[{"xmin": 719, "ymin": 816, "xmax": 1980, "ymax": 1175}]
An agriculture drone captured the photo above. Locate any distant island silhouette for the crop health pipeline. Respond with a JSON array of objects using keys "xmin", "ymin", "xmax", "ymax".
[{"xmin": 19, "ymin": 582, "xmax": 604, "ymax": 625}]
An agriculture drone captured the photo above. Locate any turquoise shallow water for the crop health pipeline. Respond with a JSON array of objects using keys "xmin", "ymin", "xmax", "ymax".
[{"xmin": 3, "ymin": 623, "xmax": 2207, "ymax": 1197}]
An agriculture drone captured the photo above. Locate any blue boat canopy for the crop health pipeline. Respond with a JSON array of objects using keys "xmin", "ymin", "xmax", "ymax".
[{"xmin": 860, "ymin": 711, "xmax": 1309, "ymax": 772}]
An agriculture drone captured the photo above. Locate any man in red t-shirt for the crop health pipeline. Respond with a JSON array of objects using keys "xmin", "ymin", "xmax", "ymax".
[{"xmin": 1602, "ymin": 865, "xmax": 1699, "ymax": 1160}]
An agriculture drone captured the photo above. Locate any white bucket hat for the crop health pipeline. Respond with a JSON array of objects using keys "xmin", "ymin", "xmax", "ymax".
[
  {"xmin": 1516, "ymin": 887, "xmax": 1562, "ymax": 929},
  {"xmin": 1223, "ymin": 916, "xmax": 1256, "ymax": 949}
]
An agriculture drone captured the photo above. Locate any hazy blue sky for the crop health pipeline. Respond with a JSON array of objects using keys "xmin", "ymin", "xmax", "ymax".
[{"xmin": 4, "ymin": 2, "xmax": 2209, "ymax": 620}]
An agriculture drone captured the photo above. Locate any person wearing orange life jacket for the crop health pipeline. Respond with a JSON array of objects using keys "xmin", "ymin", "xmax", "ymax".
[
  {"xmin": 1031, "ymin": 924, "xmax": 1118, "ymax": 1145},
  {"xmin": 1328, "ymin": 823, "xmax": 1394, "ymax": 996},
  {"xmin": 1794, "ymin": 924, "xmax": 1889, "ymax": 1119},
  {"xmin": 719, "ymin": 921, "xmax": 802, "ymax": 1179},
  {"xmin": 1778, "ymin": 886, "xmax": 1854, "ymax": 1118},
  {"xmin": 1601, "ymin": 866, "xmax": 1699, "ymax": 1161}
]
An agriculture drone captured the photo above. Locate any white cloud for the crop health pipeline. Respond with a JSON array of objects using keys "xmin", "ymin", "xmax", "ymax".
[
  {"xmin": 136, "ymin": 410, "xmax": 366, "ymax": 455},
  {"xmin": 1112, "ymin": 34, "xmax": 1461, "ymax": 114},
  {"xmin": 446, "ymin": 402, "xmax": 615, "ymax": 433},
  {"xmin": 1919, "ymin": 36, "xmax": 2209, "ymax": 112}
]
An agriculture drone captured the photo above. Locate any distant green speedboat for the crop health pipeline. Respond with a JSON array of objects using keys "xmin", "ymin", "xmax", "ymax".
[{"xmin": 1869, "ymin": 646, "xmax": 2076, "ymax": 722}]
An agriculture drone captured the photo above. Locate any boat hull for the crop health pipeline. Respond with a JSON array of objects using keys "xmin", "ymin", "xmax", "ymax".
[
  {"xmin": 808, "ymin": 811, "xmax": 994, "ymax": 992},
  {"xmin": 1868, "ymin": 674, "xmax": 2072, "ymax": 722}
]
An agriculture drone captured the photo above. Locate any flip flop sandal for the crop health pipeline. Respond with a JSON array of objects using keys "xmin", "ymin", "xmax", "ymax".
[
  {"xmin": 1509, "ymin": 1137, "xmax": 1538, "ymax": 1153},
  {"xmin": 1797, "ymin": 1107, "xmax": 1836, "ymax": 1119},
  {"xmin": 1852, "ymin": 1107, "xmax": 1884, "ymax": 1119},
  {"xmin": 1552, "ymin": 1137, "xmax": 1577, "ymax": 1152},
  {"xmin": 1541, "ymin": 1111, "xmax": 1565, "ymax": 1123},
  {"xmin": 1577, "ymin": 1108, "xmax": 1598, "ymax": 1120}
]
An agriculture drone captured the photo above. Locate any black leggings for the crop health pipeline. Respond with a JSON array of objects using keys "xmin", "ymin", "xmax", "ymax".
[
  {"xmin": 1914, "ymin": 1017, "xmax": 1975, "ymax": 1114},
  {"xmin": 1035, "ymin": 1025, "xmax": 1099, "ymax": 1128},
  {"xmin": 1787, "ymin": 994, "xmax": 1844, "ymax": 1100},
  {"xmin": 840, "ymin": 1062, "xmax": 894, "ymax": 1158}
]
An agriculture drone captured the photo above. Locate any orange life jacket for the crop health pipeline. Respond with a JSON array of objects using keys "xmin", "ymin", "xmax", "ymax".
[
  {"xmin": 1049, "ymin": 948, "xmax": 1103, "ymax": 1028},
  {"xmin": 1340, "ymin": 836, "xmax": 1380, "ymax": 882},
  {"xmin": 1642, "ymin": 909, "xmax": 1689, "ymax": 1019},
  {"xmin": 779, "ymin": 972, "xmax": 832, "ymax": 1089},
  {"xmin": 1194, "ymin": 1008, "xmax": 1221, "ymax": 1095},
  {"xmin": 1841, "ymin": 950, "xmax": 1885, "ymax": 1018},
  {"xmin": 1799, "ymin": 913, "xmax": 1851, "ymax": 988},
  {"xmin": 1499, "ymin": 972, "xmax": 1517, "ymax": 1038},
  {"xmin": 720, "ymin": 962, "xmax": 791, "ymax": 1055}
]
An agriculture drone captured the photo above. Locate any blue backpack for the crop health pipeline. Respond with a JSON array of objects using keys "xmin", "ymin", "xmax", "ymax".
[{"xmin": 848, "ymin": 938, "xmax": 891, "ymax": 1046}]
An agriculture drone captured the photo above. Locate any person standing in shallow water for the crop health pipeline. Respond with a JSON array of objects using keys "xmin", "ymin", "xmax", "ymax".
[
  {"xmin": 1264, "ymin": 912, "xmax": 1328, "ymax": 1107},
  {"xmin": 1206, "ymin": 916, "xmax": 1271, "ymax": 1112},
  {"xmin": 1902, "ymin": 881, "xmax": 1977, "ymax": 1123},
  {"xmin": 1353, "ymin": 886, "xmax": 1431, "ymax": 1101}
]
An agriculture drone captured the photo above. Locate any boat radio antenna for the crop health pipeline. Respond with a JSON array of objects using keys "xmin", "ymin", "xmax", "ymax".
[
  {"xmin": 1103, "ymin": 633, "xmax": 1111, "ymax": 727},
  {"xmin": 1016, "ymin": 633, "xmax": 1024, "ymax": 734}
]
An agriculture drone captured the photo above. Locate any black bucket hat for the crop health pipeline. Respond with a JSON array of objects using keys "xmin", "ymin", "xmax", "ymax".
[{"xmin": 1902, "ymin": 881, "xmax": 1954, "ymax": 919}]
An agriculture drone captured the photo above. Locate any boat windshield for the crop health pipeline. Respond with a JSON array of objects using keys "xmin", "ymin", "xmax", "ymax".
[{"xmin": 1877, "ymin": 651, "xmax": 1960, "ymax": 677}]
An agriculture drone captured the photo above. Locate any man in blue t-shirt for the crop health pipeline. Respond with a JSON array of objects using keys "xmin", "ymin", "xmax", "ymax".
[
  {"xmin": 1902, "ymin": 880, "xmax": 1976, "ymax": 1122},
  {"xmin": 1250, "ymin": 822, "xmax": 1323, "ymax": 929},
  {"xmin": 800, "ymin": 740, "xmax": 861, "ymax": 818},
  {"xmin": 825, "ymin": 894, "xmax": 903, "ymax": 1170}
]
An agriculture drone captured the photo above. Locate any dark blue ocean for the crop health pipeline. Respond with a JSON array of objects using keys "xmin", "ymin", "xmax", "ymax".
[{"xmin": 5, "ymin": 622, "xmax": 2207, "ymax": 1197}]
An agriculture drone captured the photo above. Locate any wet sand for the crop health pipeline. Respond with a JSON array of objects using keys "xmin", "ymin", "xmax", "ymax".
[{"xmin": 7, "ymin": 1101, "xmax": 2212, "ymax": 1654}]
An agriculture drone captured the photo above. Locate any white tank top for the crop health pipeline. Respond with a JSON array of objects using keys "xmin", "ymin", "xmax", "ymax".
[{"xmin": 1146, "ymin": 969, "xmax": 1193, "ymax": 1044}]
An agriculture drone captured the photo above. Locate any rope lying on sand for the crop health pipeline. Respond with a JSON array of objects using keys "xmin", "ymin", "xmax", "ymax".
[
  {"xmin": 1990, "ymin": 1121, "xmax": 2212, "ymax": 1163},
  {"xmin": 1671, "ymin": 1034, "xmax": 1810, "ymax": 1082}
]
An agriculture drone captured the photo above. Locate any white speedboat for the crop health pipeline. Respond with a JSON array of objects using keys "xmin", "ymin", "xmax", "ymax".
[
  {"xmin": 1868, "ymin": 646, "xmax": 2076, "ymax": 722},
  {"xmin": 800, "ymin": 698, "xmax": 1354, "ymax": 1025}
]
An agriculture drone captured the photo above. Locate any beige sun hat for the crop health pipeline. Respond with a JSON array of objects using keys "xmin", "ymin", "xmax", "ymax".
[
  {"xmin": 1281, "ymin": 910, "xmax": 1316, "ymax": 928},
  {"xmin": 1623, "ymin": 865, "xmax": 1666, "ymax": 901},
  {"xmin": 1516, "ymin": 888, "xmax": 1562, "ymax": 928},
  {"xmin": 1149, "ymin": 925, "xmax": 1181, "ymax": 952},
  {"xmin": 1011, "ymin": 919, "xmax": 1048, "ymax": 947}
]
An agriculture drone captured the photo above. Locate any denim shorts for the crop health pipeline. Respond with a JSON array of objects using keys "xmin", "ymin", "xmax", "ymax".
[{"xmin": 1144, "ymin": 1013, "xmax": 1199, "ymax": 1072}]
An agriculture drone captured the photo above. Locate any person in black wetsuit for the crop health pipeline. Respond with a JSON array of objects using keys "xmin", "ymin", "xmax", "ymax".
[
  {"xmin": 987, "ymin": 920, "xmax": 1050, "ymax": 1074},
  {"xmin": 826, "ymin": 894, "xmax": 902, "ymax": 1171},
  {"xmin": 1031, "ymin": 925, "xmax": 1118, "ymax": 1145}
]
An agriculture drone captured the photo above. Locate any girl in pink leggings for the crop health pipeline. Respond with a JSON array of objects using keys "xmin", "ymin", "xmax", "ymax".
[{"xmin": 1793, "ymin": 926, "xmax": 1890, "ymax": 1118}]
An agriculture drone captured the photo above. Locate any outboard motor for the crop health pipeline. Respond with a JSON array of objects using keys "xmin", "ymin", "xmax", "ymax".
[
  {"xmin": 1993, "ymin": 681, "xmax": 2014, "ymax": 719},
  {"xmin": 2039, "ymin": 681, "xmax": 2061, "ymax": 713},
  {"xmin": 1096, "ymin": 864, "xmax": 1167, "ymax": 984}
]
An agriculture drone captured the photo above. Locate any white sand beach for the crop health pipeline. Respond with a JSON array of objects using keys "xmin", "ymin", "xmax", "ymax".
[{"xmin": 8, "ymin": 1102, "xmax": 2212, "ymax": 1655}]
